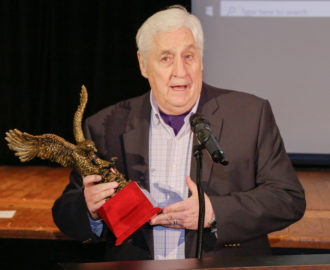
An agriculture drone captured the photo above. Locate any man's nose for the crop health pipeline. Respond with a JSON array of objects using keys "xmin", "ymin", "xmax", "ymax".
[{"xmin": 172, "ymin": 57, "xmax": 188, "ymax": 77}]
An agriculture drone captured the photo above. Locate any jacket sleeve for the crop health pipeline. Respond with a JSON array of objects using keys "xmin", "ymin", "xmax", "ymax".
[
  {"xmin": 210, "ymin": 100, "xmax": 306, "ymax": 245},
  {"xmin": 52, "ymin": 169, "xmax": 103, "ymax": 242}
]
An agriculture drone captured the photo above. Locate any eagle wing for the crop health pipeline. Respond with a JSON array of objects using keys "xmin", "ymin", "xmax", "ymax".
[{"xmin": 5, "ymin": 129, "xmax": 76, "ymax": 168}]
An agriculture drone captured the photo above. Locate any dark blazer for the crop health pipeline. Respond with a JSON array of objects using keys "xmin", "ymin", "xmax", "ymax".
[{"xmin": 52, "ymin": 83, "xmax": 306, "ymax": 260}]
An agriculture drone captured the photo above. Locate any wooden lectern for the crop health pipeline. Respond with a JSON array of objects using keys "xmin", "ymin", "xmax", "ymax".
[{"xmin": 61, "ymin": 254, "xmax": 330, "ymax": 270}]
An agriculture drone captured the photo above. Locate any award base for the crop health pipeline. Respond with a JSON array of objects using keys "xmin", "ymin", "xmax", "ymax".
[{"xmin": 97, "ymin": 181, "xmax": 161, "ymax": 246}]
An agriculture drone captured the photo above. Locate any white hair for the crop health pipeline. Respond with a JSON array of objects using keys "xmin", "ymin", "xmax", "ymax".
[{"xmin": 136, "ymin": 5, "xmax": 204, "ymax": 63}]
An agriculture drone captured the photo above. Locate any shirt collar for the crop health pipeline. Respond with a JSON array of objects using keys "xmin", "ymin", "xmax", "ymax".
[{"xmin": 149, "ymin": 90, "xmax": 200, "ymax": 130}]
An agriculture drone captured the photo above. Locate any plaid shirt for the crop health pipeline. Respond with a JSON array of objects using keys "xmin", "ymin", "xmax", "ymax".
[{"xmin": 149, "ymin": 92, "xmax": 199, "ymax": 260}]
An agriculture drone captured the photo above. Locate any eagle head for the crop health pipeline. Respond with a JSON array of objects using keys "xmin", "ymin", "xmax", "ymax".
[{"xmin": 77, "ymin": 140, "xmax": 97, "ymax": 154}]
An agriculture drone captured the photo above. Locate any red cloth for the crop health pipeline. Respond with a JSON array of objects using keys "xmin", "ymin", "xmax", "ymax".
[{"xmin": 98, "ymin": 181, "xmax": 161, "ymax": 246}]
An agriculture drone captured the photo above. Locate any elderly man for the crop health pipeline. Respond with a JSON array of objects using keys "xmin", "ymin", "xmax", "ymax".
[{"xmin": 52, "ymin": 6, "xmax": 305, "ymax": 261}]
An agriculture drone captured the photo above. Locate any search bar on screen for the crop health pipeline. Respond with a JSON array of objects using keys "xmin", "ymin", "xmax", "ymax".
[{"xmin": 220, "ymin": 1, "xmax": 330, "ymax": 17}]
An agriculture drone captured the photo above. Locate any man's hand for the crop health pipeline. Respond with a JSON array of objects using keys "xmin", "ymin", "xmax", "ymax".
[
  {"xmin": 83, "ymin": 175, "xmax": 118, "ymax": 220},
  {"xmin": 149, "ymin": 176, "xmax": 215, "ymax": 230}
]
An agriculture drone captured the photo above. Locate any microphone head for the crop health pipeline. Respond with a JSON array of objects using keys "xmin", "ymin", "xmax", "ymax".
[
  {"xmin": 212, "ymin": 151, "xmax": 229, "ymax": 165},
  {"xmin": 190, "ymin": 113, "xmax": 229, "ymax": 166},
  {"xmin": 190, "ymin": 113, "xmax": 210, "ymax": 132}
]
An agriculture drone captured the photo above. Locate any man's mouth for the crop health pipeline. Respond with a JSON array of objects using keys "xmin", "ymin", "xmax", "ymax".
[{"xmin": 170, "ymin": 84, "xmax": 189, "ymax": 91}]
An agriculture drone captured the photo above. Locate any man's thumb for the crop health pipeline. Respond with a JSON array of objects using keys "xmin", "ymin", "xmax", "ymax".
[{"xmin": 186, "ymin": 176, "xmax": 197, "ymax": 195}]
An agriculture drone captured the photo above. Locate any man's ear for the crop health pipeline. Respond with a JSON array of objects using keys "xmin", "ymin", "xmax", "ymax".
[{"xmin": 137, "ymin": 51, "xmax": 148, "ymax": 78}]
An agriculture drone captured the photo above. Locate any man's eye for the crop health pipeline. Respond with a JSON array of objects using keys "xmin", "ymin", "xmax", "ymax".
[
  {"xmin": 185, "ymin": 54, "xmax": 193, "ymax": 60},
  {"xmin": 161, "ymin": 56, "xmax": 170, "ymax": 62}
]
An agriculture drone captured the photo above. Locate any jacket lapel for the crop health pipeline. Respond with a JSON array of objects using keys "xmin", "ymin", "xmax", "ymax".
[
  {"xmin": 122, "ymin": 95, "xmax": 151, "ymax": 191},
  {"xmin": 190, "ymin": 84, "xmax": 224, "ymax": 192},
  {"xmin": 122, "ymin": 119, "xmax": 150, "ymax": 190},
  {"xmin": 121, "ymin": 94, "xmax": 155, "ymax": 257}
]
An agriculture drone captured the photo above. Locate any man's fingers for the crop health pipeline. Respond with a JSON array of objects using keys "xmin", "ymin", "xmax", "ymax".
[
  {"xmin": 84, "ymin": 176, "xmax": 119, "ymax": 218},
  {"xmin": 90, "ymin": 199, "xmax": 107, "ymax": 215},
  {"xmin": 163, "ymin": 200, "xmax": 186, "ymax": 214},
  {"xmin": 96, "ymin": 181, "xmax": 119, "ymax": 191},
  {"xmin": 150, "ymin": 213, "xmax": 182, "ymax": 227},
  {"xmin": 149, "ymin": 214, "xmax": 166, "ymax": 225},
  {"xmin": 92, "ymin": 187, "xmax": 117, "ymax": 202},
  {"xmin": 150, "ymin": 213, "xmax": 172, "ymax": 225},
  {"xmin": 85, "ymin": 182, "xmax": 119, "ymax": 201},
  {"xmin": 84, "ymin": 176, "xmax": 119, "ymax": 191},
  {"xmin": 83, "ymin": 175, "xmax": 102, "ymax": 186}
]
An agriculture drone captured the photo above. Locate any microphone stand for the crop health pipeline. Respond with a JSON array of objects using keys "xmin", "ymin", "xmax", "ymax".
[
  {"xmin": 193, "ymin": 144, "xmax": 205, "ymax": 259},
  {"xmin": 190, "ymin": 113, "xmax": 229, "ymax": 259}
]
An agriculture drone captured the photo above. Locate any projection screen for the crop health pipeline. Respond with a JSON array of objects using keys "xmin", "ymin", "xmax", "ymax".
[{"xmin": 192, "ymin": 0, "xmax": 330, "ymax": 164}]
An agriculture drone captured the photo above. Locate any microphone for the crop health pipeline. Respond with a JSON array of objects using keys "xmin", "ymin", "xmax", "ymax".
[{"xmin": 190, "ymin": 113, "xmax": 228, "ymax": 166}]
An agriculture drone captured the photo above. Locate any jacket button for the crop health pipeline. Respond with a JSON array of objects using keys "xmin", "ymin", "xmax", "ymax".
[
  {"xmin": 82, "ymin": 238, "xmax": 92, "ymax": 244},
  {"xmin": 224, "ymin": 243, "xmax": 241, "ymax": 248}
]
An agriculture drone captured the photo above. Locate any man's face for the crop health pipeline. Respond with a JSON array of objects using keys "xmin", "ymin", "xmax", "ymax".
[{"xmin": 138, "ymin": 27, "xmax": 203, "ymax": 115}]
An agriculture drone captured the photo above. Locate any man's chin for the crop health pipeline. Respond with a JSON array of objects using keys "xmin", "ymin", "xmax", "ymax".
[{"xmin": 166, "ymin": 103, "xmax": 194, "ymax": 115}]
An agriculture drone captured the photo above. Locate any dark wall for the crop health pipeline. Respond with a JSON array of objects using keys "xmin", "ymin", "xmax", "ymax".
[{"xmin": 0, "ymin": 0, "xmax": 191, "ymax": 165}]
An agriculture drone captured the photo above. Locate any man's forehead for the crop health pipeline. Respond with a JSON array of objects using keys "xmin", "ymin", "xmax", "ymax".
[
  {"xmin": 152, "ymin": 28, "xmax": 197, "ymax": 47},
  {"xmin": 158, "ymin": 43, "xmax": 198, "ymax": 54}
]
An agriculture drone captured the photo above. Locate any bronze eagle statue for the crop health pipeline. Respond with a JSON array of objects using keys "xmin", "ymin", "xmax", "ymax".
[{"xmin": 5, "ymin": 85, "xmax": 129, "ymax": 193}]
